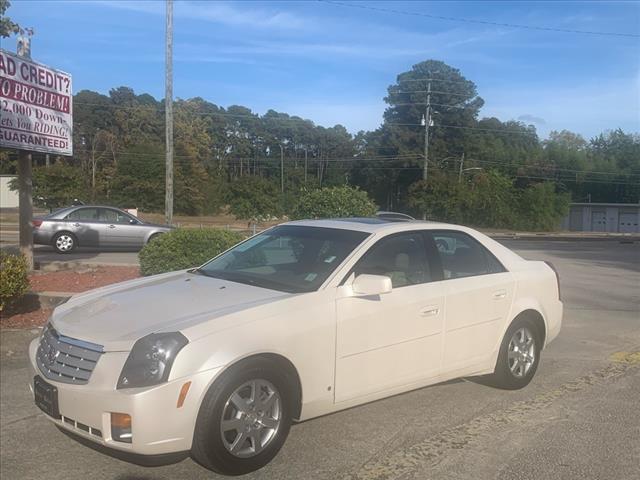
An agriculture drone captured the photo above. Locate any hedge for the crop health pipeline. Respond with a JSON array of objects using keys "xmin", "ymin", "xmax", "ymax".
[
  {"xmin": 138, "ymin": 228, "xmax": 244, "ymax": 276},
  {"xmin": 291, "ymin": 186, "xmax": 377, "ymax": 220},
  {"xmin": 0, "ymin": 252, "xmax": 30, "ymax": 312}
]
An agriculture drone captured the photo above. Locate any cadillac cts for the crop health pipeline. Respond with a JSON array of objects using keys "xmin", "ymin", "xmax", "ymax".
[{"xmin": 29, "ymin": 219, "xmax": 562, "ymax": 475}]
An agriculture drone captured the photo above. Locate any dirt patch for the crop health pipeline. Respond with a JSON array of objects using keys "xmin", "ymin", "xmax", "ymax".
[
  {"xmin": 1, "ymin": 308, "xmax": 52, "ymax": 329},
  {"xmin": 29, "ymin": 266, "xmax": 140, "ymax": 293}
]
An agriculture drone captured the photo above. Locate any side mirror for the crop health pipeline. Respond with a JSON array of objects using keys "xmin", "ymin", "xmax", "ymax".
[
  {"xmin": 129, "ymin": 219, "xmax": 138, "ymax": 225},
  {"xmin": 352, "ymin": 274, "xmax": 392, "ymax": 296}
]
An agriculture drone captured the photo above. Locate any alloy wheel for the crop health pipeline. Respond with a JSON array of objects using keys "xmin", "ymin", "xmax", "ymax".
[
  {"xmin": 220, "ymin": 379, "xmax": 282, "ymax": 458},
  {"xmin": 56, "ymin": 234, "xmax": 74, "ymax": 252},
  {"xmin": 507, "ymin": 327, "xmax": 536, "ymax": 378}
]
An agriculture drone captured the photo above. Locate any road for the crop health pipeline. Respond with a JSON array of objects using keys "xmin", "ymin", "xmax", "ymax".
[{"xmin": 1, "ymin": 240, "xmax": 639, "ymax": 480}]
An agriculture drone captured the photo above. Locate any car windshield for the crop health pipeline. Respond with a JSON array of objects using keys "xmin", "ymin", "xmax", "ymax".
[{"xmin": 196, "ymin": 225, "xmax": 369, "ymax": 293}]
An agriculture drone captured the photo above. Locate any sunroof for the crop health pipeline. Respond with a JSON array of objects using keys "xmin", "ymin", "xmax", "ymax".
[{"xmin": 332, "ymin": 217, "xmax": 391, "ymax": 224}]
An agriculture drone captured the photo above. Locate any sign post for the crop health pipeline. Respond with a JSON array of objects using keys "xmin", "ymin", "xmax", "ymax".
[{"xmin": 0, "ymin": 47, "xmax": 73, "ymax": 270}]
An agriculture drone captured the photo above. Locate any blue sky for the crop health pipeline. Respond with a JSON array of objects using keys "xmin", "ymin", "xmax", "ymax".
[{"xmin": 4, "ymin": 0, "xmax": 639, "ymax": 139}]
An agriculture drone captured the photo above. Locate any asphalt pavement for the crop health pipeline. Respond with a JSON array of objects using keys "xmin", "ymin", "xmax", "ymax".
[{"xmin": 1, "ymin": 240, "xmax": 639, "ymax": 480}]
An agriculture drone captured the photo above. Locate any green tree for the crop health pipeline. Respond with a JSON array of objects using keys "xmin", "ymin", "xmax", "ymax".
[
  {"xmin": 19, "ymin": 162, "xmax": 85, "ymax": 209},
  {"xmin": 1, "ymin": 0, "xmax": 22, "ymax": 37},
  {"xmin": 516, "ymin": 183, "xmax": 570, "ymax": 231},
  {"xmin": 226, "ymin": 176, "xmax": 281, "ymax": 220}
]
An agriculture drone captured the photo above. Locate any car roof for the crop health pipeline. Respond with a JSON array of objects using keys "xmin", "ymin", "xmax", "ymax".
[
  {"xmin": 283, "ymin": 218, "xmax": 461, "ymax": 234},
  {"xmin": 66, "ymin": 205, "xmax": 126, "ymax": 209}
]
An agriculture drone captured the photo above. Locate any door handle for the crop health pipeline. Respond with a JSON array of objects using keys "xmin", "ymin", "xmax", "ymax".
[
  {"xmin": 72, "ymin": 223, "xmax": 80, "ymax": 227},
  {"xmin": 108, "ymin": 224, "xmax": 116, "ymax": 229},
  {"xmin": 420, "ymin": 306, "xmax": 440, "ymax": 317},
  {"xmin": 493, "ymin": 290, "xmax": 507, "ymax": 299}
]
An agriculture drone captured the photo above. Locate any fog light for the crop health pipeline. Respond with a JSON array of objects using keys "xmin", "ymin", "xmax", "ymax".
[{"xmin": 111, "ymin": 412, "xmax": 132, "ymax": 443}]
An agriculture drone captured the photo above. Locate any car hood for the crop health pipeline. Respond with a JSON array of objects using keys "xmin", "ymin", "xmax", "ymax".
[{"xmin": 49, "ymin": 271, "xmax": 290, "ymax": 351}]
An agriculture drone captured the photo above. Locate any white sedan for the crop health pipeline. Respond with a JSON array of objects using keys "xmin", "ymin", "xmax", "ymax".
[{"xmin": 29, "ymin": 218, "xmax": 562, "ymax": 475}]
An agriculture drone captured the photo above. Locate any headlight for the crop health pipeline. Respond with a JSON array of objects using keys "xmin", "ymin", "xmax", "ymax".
[{"xmin": 117, "ymin": 332, "xmax": 188, "ymax": 389}]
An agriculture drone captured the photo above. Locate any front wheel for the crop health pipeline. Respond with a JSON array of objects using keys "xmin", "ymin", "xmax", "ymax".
[
  {"xmin": 191, "ymin": 359, "xmax": 293, "ymax": 475},
  {"xmin": 488, "ymin": 318, "xmax": 541, "ymax": 390},
  {"xmin": 146, "ymin": 233, "xmax": 163, "ymax": 244},
  {"xmin": 52, "ymin": 232, "xmax": 77, "ymax": 254}
]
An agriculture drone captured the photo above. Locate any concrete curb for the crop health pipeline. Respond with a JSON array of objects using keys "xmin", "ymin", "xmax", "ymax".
[
  {"xmin": 36, "ymin": 261, "xmax": 139, "ymax": 271},
  {"xmin": 23, "ymin": 291, "xmax": 73, "ymax": 309}
]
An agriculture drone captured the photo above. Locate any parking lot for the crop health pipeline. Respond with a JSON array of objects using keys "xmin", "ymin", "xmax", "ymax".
[{"xmin": 1, "ymin": 239, "xmax": 638, "ymax": 480}]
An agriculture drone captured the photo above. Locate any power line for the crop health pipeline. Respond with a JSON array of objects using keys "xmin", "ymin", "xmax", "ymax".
[
  {"xmin": 385, "ymin": 123, "xmax": 538, "ymax": 136},
  {"xmin": 391, "ymin": 102, "xmax": 469, "ymax": 109},
  {"xmin": 102, "ymin": 151, "xmax": 640, "ymax": 179},
  {"xmin": 394, "ymin": 78, "xmax": 477, "ymax": 86},
  {"xmin": 392, "ymin": 90, "xmax": 475, "ymax": 97},
  {"xmin": 318, "ymin": 0, "xmax": 640, "ymax": 38}
]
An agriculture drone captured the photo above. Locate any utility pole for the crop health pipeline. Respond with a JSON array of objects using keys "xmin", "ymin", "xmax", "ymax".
[
  {"xmin": 279, "ymin": 144, "xmax": 284, "ymax": 193},
  {"xmin": 423, "ymin": 80, "xmax": 431, "ymax": 181},
  {"xmin": 458, "ymin": 152, "xmax": 465, "ymax": 182},
  {"xmin": 17, "ymin": 151, "xmax": 33, "ymax": 270},
  {"xmin": 16, "ymin": 36, "xmax": 34, "ymax": 270},
  {"xmin": 164, "ymin": 0, "xmax": 174, "ymax": 226},
  {"xmin": 304, "ymin": 147, "xmax": 308, "ymax": 184}
]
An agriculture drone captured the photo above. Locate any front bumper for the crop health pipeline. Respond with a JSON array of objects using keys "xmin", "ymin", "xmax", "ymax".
[{"xmin": 28, "ymin": 338, "xmax": 222, "ymax": 456}]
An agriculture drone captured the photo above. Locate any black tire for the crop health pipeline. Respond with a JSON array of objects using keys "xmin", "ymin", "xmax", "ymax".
[
  {"xmin": 52, "ymin": 232, "xmax": 77, "ymax": 254},
  {"xmin": 488, "ymin": 317, "xmax": 541, "ymax": 390},
  {"xmin": 191, "ymin": 357, "xmax": 293, "ymax": 475},
  {"xmin": 147, "ymin": 233, "xmax": 162, "ymax": 244}
]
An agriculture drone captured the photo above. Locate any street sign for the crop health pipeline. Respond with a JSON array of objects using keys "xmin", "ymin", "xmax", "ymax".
[{"xmin": 0, "ymin": 49, "xmax": 72, "ymax": 156}]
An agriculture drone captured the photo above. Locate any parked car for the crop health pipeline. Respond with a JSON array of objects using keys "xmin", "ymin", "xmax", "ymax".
[
  {"xmin": 29, "ymin": 218, "xmax": 562, "ymax": 475},
  {"xmin": 32, "ymin": 205, "xmax": 173, "ymax": 253},
  {"xmin": 375, "ymin": 211, "xmax": 415, "ymax": 221}
]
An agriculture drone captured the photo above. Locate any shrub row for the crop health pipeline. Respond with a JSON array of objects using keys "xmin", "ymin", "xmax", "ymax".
[{"xmin": 0, "ymin": 252, "xmax": 30, "ymax": 311}]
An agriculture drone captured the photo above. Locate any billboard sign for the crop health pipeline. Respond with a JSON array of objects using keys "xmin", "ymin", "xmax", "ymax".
[{"xmin": 0, "ymin": 49, "xmax": 72, "ymax": 156}]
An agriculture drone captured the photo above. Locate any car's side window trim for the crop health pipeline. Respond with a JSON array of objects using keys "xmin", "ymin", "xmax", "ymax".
[
  {"xmin": 426, "ymin": 229, "xmax": 508, "ymax": 281},
  {"xmin": 339, "ymin": 230, "xmax": 433, "ymax": 288},
  {"xmin": 421, "ymin": 231, "xmax": 445, "ymax": 282}
]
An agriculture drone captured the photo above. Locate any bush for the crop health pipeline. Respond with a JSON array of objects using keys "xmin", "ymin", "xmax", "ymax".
[
  {"xmin": 291, "ymin": 186, "xmax": 377, "ymax": 220},
  {"xmin": 138, "ymin": 228, "xmax": 244, "ymax": 276},
  {"xmin": 0, "ymin": 252, "xmax": 30, "ymax": 311}
]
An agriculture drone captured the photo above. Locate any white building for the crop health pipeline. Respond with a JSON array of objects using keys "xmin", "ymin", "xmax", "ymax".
[
  {"xmin": 561, "ymin": 202, "xmax": 640, "ymax": 233},
  {"xmin": 0, "ymin": 175, "xmax": 19, "ymax": 209}
]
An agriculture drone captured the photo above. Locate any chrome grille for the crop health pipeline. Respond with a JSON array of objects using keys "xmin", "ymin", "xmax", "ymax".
[{"xmin": 36, "ymin": 326, "xmax": 103, "ymax": 385}]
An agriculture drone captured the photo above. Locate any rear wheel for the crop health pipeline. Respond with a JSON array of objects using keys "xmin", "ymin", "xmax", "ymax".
[
  {"xmin": 191, "ymin": 358, "xmax": 293, "ymax": 475},
  {"xmin": 489, "ymin": 317, "xmax": 541, "ymax": 390},
  {"xmin": 52, "ymin": 232, "xmax": 77, "ymax": 254}
]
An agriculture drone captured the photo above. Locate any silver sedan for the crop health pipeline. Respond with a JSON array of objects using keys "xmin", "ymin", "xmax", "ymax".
[{"xmin": 33, "ymin": 205, "xmax": 173, "ymax": 253}]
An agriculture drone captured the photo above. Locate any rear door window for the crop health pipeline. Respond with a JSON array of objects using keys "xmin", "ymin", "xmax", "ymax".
[
  {"xmin": 429, "ymin": 231, "xmax": 506, "ymax": 279},
  {"xmin": 99, "ymin": 208, "xmax": 131, "ymax": 224},
  {"xmin": 66, "ymin": 208, "xmax": 99, "ymax": 221}
]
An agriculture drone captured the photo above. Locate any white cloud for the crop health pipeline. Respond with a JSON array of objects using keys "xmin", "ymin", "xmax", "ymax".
[{"xmin": 93, "ymin": 0, "xmax": 308, "ymax": 30}]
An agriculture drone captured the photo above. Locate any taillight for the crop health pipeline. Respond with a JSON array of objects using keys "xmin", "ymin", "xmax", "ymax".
[
  {"xmin": 544, "ymin": 261, "xmax": 561, "ymax": 301},
  {"xmin": 32, "ymin": 219, "xmax": 43, "ymax": 228}
]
